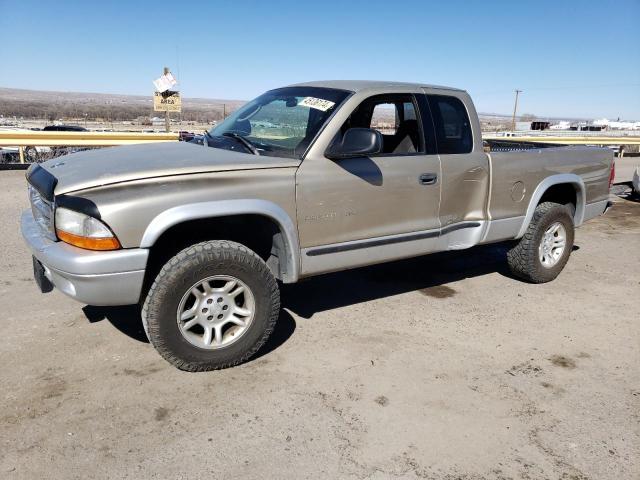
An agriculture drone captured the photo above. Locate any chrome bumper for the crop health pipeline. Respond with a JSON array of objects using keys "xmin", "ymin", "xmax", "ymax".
[{"xmin": 21, "ymin": 210, "xmax": 149, "ymax": 306}]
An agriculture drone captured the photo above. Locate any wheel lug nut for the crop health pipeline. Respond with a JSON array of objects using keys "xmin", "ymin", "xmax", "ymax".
[
  {"xmin": 217, "ymin": 298, "xmax": 223, "ymax": 303},
  {"xmin": 217, "ymin": 314, "xmax": 223, "ymax": 319},
  {"xmin": 202, "ymin": 308, "xmax": 208, "ymax": 313},
  {"xmin": 222, "ymin": 305, "xmax": 228, "ymax": 310},
  {"xmin": 207, "ymin": 316, "xmax": 213, "ymax": 321},
  {"xmin": 207, "ymin": 299, "xmax": 213, "ymax": 304}
]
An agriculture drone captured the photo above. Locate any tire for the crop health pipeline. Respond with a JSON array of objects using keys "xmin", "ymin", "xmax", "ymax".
[
  {"xmin": 142, "ymin": 240, "xmax": 280, "ymax": 371},
  {"xmin": 24, "ymin": 147, "xmax": 39, "ymax": 163},
  {"xmin": 507, "ymin": 202, "xmax": 575, "ymax": 283}
]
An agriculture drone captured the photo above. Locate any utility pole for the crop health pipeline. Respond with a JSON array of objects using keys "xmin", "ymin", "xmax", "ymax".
[
  {"xmin": 164, "ymin": 66, "xmax": 170, "ymax": 133},
  {"xmin": 223, "ymin": 103, "xmax": 226, "ymax": 119},
  {"xmin": 511, "ymin": 89, "xmax": 522, "ymax": 132}
]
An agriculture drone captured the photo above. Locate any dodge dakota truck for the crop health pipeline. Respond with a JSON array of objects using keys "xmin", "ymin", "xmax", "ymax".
[{"xmin": 21, "ymin": 80, "xmax": 614, "ymax": 371}]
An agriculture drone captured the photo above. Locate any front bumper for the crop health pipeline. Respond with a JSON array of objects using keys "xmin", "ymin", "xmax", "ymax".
[{"xmin": 21, "ymin": 210, "xmax": 149, "ymax": 306}]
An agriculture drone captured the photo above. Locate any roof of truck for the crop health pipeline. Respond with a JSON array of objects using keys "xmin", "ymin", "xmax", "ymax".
[{"xmin": 288, "ymin": 80, "xmax": 464, "ymax": 93}]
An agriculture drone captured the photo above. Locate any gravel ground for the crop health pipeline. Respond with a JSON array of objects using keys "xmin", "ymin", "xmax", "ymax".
[{"xmin": 1, "ymin": 170, "xmax": 638, "ymax": 480}]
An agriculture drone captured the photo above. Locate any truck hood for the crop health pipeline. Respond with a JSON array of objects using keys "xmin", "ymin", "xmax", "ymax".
[{"xmin": 40, "ymin": 142, "xmax": 300, "ymax": 195}]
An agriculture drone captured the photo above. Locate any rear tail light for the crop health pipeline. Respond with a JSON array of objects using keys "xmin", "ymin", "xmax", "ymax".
[{"xmin": 608, "ymin": 159, "xmax": 616, "ymax": 189}]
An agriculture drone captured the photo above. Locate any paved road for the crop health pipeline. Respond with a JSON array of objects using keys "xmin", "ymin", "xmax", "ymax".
[{"xmin": 1, "ymin": 171, "xmax": 638, "ymax": 480}]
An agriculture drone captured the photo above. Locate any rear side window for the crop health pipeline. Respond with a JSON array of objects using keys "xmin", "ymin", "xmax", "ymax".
[{"xmin": 427, "ymin": 95, "xmax": 473, "ymax": 154}]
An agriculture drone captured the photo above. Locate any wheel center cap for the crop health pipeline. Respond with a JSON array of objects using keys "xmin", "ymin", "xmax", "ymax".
[{"xmin": 177, "ymin": 275, "xmax": 255, "ymax": 350}]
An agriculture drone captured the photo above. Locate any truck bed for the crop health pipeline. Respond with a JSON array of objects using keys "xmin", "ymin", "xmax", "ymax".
[{"xmin": 485, "ymin": 144, "xmax": 612, "ymax": 225}]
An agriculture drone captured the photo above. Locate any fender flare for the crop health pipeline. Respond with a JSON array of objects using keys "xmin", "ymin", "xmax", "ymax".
[
  {"xmin": 516, "ymin": 174, "xmax": 586, "ymax": 238},
  {"xmin": 140, "ymin": 199, "xmax": 300, "ymax": 283}
]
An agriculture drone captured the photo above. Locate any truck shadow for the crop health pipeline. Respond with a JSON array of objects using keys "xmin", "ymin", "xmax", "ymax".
[
  {"xmin": 81, "ymin": 305, "xmax": 297, "ymax": 360},
  {"xmin": 81, "ymin": 240, "xmax": 582, "ymax": 358},
  {"xmin": 282, "ymin": 241, "xmax": 530, "ymax": 319},
  {"xmin": 83, "ymin": 305, "xmax": 149, "ymax": 343}
]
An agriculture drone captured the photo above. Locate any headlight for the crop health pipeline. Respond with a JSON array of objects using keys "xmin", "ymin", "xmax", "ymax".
[{"xmin": 54, "ymin": 207, "xmax": 121, "ymax": 251}]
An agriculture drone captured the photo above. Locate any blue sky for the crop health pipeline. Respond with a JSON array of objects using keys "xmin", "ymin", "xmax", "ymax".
[{"xmin": 1, "ymin": 0, "xmax": 638, "ymax": 119}]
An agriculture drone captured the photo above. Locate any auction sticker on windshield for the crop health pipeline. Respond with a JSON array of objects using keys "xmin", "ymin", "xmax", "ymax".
[{"xmin": 298, "ymin": 97, "xmax": 335, "ymax": 111}]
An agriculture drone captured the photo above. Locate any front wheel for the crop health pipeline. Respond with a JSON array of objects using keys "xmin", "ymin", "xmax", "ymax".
[
  {"xmin": 142, "ymin": 240, "xmax": 280, "ymax": 371},
  {"xmin": 507, "ymin": 202, "xmax": 575, "ymax": 283}
]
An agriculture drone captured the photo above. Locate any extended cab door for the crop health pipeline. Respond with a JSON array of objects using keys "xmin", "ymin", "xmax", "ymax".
[
  {"xmin": 296, "ymin": 92, "xmax": 442, "ymax": 275},
  {"xmin": 423, "ymin": 89, "xmax": 490, "ymax": 248}
]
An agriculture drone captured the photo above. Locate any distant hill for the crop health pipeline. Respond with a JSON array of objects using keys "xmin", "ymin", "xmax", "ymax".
[
  {"xmin": 0, "ymin": 87, "xmax": 246, "ymax": 122},
  {"xmin": 0, "ymin": 87, "xmax": 588, "ymax": 126}
]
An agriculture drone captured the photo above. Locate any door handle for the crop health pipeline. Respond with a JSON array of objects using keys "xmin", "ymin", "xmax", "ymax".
[{"xmin": 419, "ymin": 173, "xmax": 438, "ymax": 185}]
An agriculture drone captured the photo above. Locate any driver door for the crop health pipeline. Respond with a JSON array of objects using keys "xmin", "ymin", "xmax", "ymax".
[{"xmin": 296, "ymin": 93, "xmax": 442, "ymax": 275}]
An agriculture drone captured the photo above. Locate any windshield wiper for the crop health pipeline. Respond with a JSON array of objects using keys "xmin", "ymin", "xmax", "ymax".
[{"xmin": 221, "ymin": 132, "xmax": 259, "ymax": 155}]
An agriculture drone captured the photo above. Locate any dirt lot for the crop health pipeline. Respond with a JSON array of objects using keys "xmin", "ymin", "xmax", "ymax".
[
  {"xmin": 1, "ymin": 171, "xmax": 638, "ymax": 480},
  {"xmin": 615, "ymin": 156, "xmax": 639, "ymax": 184}
]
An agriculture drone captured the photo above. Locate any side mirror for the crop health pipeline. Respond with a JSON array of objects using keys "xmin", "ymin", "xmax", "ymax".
[{"xmin": 325, "ymin": 128, "xmax": 382, "ymax": 160}]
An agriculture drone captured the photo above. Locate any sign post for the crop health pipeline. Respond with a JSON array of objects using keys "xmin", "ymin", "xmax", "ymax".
[
  {"xmin": 163, "ymin": 67, "xmax": 170, "ymax": 132},
  {"xmin": 153, "ymin": 67, "xmax": 180, "ymax": 132}
]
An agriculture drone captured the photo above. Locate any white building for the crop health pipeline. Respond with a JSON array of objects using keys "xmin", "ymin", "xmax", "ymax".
[
  {"xmin": 550, "ymin": 121, "xmax": 571, "ymax": 130},
  {"xmin": 593, "ymin": 118, "xmax": 640, "ymax": 130}
]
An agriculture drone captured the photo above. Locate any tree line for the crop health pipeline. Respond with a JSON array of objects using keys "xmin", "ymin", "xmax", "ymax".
[{"xmin": 0, "ymin": 99, "xmax": 228, "ymax": 123}]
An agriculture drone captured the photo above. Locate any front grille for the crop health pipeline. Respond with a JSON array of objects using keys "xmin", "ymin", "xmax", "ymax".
[{"xmin": 28, "ymin": 185, "xmax": 56, "ymax": 241}]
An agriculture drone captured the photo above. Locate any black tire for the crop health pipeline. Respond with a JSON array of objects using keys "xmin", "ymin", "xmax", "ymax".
[
  {"xmin": 507, "ymin": 202, "xmax": 575, "ymax": 283},
  {"xmin": 24, "ymin": 147, "xmax": 39, "ymax": 163},
  {"xmin": 142, "ymin": 240, "xmax": 280, "ymax": 371}
]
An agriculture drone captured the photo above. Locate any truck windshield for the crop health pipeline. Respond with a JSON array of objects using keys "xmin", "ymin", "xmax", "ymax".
[{"xmin": 209, "ymin": 86, "xmax": 350, "ymax": 159}]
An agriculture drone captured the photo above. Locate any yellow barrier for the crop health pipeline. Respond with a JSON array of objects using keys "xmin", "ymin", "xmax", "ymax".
[
  {"xmin": 0, "ymin": 130, "xmax": 179, "ymax": 147},
  {"xmin": 4, "ymin": 130, "xmax": 638, "ymax": 147},
  {"xmin": 483, "ymin": 135, "xmax": 640, "ymax": 145}
]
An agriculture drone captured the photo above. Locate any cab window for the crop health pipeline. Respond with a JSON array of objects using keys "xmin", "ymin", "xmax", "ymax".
[
  {"xmin": 338, "ymin": 94, "xmax": 424, "ymax": 155},
  {"xmin": 427, "ymin": 95, "xmax": 473, "ymax": 154}
]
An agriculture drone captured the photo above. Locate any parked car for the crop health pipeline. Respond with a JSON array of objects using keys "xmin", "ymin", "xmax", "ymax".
[
  {"xmin": 178, "ymin": 130, "xmax": 196, "ymax": 142},
  {"xmin": 13, "ymin": 125, "xmax": 88, "ymax": 162},
  {"xmin": 0, "ymin": 127, "xmax": 52, "ymax": 163},
  {"xmin": 21, "ymin": 80, "xmax": 614, "ymax": 371},
  {"xmin": 0, "ymin": 147, "xmax": 20, "ymax": 163},
  {"xmin": 42, "ymin": 125, "xmax": 87, "ymax": 132},
  {"xmin": 188, "ymin": 133, "xmax": 205, "ymax": 145}
]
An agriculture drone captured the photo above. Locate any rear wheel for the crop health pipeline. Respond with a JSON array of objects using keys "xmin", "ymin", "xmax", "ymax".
[
  {"xmin": 142, "ymin": 240, "xmax": 280, "ymax": 371},
  {"xmin": 507, "ymin": 202, "xmax": 575, "ymax": 283}
]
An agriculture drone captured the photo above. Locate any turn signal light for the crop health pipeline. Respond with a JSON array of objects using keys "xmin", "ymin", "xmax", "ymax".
[{"xmin": 56, "ymin": 230, "xmax": 121, "ymax": 251}]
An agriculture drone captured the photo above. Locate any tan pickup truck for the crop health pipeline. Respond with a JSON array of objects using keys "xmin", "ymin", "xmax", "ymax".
[{"xmin": 22, "ymin": 80, "xmax": 614, "ymax": 371}]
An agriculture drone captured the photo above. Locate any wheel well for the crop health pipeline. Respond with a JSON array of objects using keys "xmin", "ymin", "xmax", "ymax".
[
  {"xmin": 142, "ymin": 214, "xmax": 288, "ymax": 298},
  {"xmin": 538, "ymin": 183, "xmax": 577, "ymax": 214}
]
